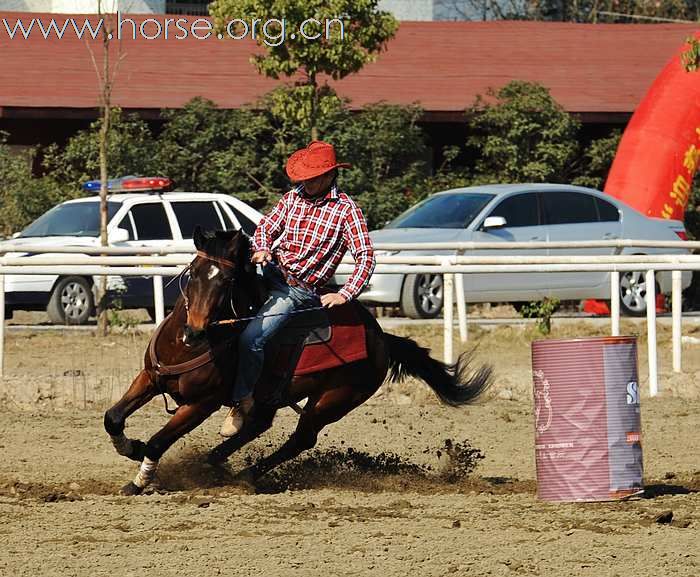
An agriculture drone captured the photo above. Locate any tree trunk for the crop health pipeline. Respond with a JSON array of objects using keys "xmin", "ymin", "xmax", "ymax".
[
  {"xmin": 97, "ymin": 18, "xmax": 111, "ymax": 336},
  {"xmin": 309, "ymin": 73, "xmax": 319, "ymax": 141}
]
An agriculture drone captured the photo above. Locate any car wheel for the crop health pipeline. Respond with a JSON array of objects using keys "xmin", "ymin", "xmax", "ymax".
[
  {"xmin": 619, "ymin": 270, "xmax": 656, "ymax": 317},
  {"xmin": 401, "ymin": 273, "xmax": 444, "ymax": 319},
  {"xmin": 47, "ymin": 276, "xmax": 94, "ymax": 325}
]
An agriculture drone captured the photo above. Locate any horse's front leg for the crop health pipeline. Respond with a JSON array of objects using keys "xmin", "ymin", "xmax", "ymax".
[
  {"xmin": 104, "ymin": 370, "xmax": 157, "ymax": 462},
  {"xmin": 120, "ymin": 396, "xmax": 221, "ymax": 496}
]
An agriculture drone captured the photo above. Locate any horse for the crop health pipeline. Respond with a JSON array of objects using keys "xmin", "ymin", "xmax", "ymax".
[{"xmin": 104, "ymin": 227, "xmax": 493, "ymax": 495}]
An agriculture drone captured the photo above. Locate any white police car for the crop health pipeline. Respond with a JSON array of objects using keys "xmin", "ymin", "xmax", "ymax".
[{"xmin": 1, "ymin": 176, "xmax": 262, "ymax": 324}]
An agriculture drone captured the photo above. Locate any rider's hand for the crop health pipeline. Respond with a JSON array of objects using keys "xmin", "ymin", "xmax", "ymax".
[
  {"xmin": 321, "ymin": 292, "xmax": 347, "ymax": 308},
  {"xmin": 251, "ymin": 250, "xmax": 272, "ymax": 266}
]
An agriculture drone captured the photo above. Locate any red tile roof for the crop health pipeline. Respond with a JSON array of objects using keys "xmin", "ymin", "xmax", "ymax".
[{"xmin": 0, "ymin": 13, "xmax": 696, "ymax": 115}]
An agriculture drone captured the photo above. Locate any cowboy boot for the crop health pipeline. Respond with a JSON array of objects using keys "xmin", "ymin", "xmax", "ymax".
[{"xmin": 219, "ymin": 394, "xmax": 255, "ymax": 437}]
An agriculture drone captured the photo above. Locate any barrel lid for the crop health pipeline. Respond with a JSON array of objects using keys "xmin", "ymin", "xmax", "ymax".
[{"xmin": 533, "ymin": 335, "xmax": 637, "ymax": 346}]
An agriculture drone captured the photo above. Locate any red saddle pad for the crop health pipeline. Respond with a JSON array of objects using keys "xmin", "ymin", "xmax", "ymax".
[
  {"xmin": 294, "ymin": 303, "xmax": 367, "ymax": 376},
  {"xmin": 293, "ymin": 303, "xmax": 368, "ymax": 376}
]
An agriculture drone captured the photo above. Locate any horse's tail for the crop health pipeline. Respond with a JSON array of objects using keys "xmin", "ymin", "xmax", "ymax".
[{"xmin": 384, "ymin": 333, "xmax": 492, "ymax": 406}]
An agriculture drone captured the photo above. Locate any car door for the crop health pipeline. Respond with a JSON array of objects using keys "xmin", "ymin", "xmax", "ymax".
[
  {"xmin": 115, "ymin": 200, "xmax": 178, "ymax": 308},
  {"xmin": 543, "ymin": 190, "xmax": 622, "ymax": 290},
  {"xmin": 468, "ymin": 192, "xmax": 550, "ymax": 298},
  {"xmin": 168, "ymin": 199, "xmax": 227, "ymax": 249},
  {"xmin": 218, "ymin": 200, "xmax": 259, "ymax": 236}
]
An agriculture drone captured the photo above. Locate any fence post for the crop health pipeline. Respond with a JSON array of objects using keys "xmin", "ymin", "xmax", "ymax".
[
  {"xmin": 645, "ymin": 269, "xmax": 658, "ymax": 397},
  {"xmin": 0, "ymin": 274, "xmax": 4, "ymax": 378},
  {"xmin": 455, "ymin": 273, "xmax": 468, "ymax": 343},
  {"xmin": 443, "ymin": 273, "xmax": 454, "ymax": 364},
  {"xmin": 672, "ymin": 270, "xmax": 682, "ymax": 373},
  {"xmin": 610, "ymin": 271, "xmax": 620, "ymax": 337},
  {"xmin": 153, "ymin": 275, "xmax": 165, "ymax": 326}
]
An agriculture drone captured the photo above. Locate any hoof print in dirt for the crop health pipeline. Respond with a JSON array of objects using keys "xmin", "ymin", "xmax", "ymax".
[
  {"xmin": 654, "ymin": 510, "xmax": 673, "ymax": 524},
  {"xmin": 231, "ymin": 469, "xmax": 256, "ymax": 493},
  {"xmin": 120, "ymin": 482, "xmax": 144, "ymax": 496}
]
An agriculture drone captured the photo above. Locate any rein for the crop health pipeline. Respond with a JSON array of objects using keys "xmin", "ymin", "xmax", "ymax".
[
  {"xmin": 209, "ymin": 304, "xmax": 327, "ymax": 326},
  {"xmin": 148, "ymin": 248, "xmax": 325, "ymax": 404}
]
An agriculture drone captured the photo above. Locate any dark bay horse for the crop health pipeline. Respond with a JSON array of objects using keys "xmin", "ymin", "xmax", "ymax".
[{"xmin": 104, "ymin": 228, "xmax": 492, "ymax": 495}]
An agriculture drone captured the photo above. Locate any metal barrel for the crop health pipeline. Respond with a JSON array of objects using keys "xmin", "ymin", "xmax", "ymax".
[{"xmin": 531, "ymin": 336, "xmax": 643, "ymax": 502}]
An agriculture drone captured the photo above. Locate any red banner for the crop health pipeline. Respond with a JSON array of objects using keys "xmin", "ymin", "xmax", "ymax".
[{"xmin": 605, "ymin": 33, "xmax": 700, "ymax": 222}]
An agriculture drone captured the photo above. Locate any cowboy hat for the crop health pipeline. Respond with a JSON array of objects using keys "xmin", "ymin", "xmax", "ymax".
[{"xmin": 286, "ymin": 140, "xmax": 352, "ymax": 182}]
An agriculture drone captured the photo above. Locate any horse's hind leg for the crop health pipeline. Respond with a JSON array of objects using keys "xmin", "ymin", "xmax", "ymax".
[
  {"xmin": 242, "ymin": 384, "xmax": 373, "ymax": 482},
  {"xmin": 207, "ymin": 404, "xmax": 277, "ymax": 465},
  {"xmin": 104, "ymin": 370, "xmax": 157, "ymax": 462},
  {"xmin": 121, "ymin": 395, "xmax": 221, "ymax": 496}
]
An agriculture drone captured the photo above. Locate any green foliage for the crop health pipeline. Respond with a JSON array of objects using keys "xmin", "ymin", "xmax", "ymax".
[
  {"xmin": 209, "ymin": 0, "xmax": 398, "ymax": 80},
  {"xmin": 572, "ymin": 130, "xmax": 622, "ymax": 189},
  {"xmin": 41, "ymin": 109, "xmax": 156, "ymax": 193},
  {"xmin": 325, "ymin": 103, "xmax": 430, "ymax": 228},
  {"xmin": 466, "ymin": 81, "xmax": 581, "ymax": 183},
  {"xmin": 686, "ymin": 179, "xmax": 700, "ymax": 241},
  {"xmin": 518, "ymin": 297, "xmax": 560, "ymax": 335},
  {"xmin": 0, "ymin": 133, "xmax": 62, "ymax": 237},
  {"xmin": 106, "ymin": 289, "xmax": 141, "ymax": 332},
  {"xmin": 155, "ymin": 97, "xmax": 281, "ymax": 206},
  {"xmin": 209, "ymin": 0, "xmax": 398, "ymax": 137},
  {"xmin": 261, "ymin": 84, "xmax": 346, "ymax": 143},
  {"xmin": 682, "ymin": 37, "xmax": 700, "ymax": 72},
  {"xmin": 470, "ymin": 0, "xmax": 700, "ymax": 22}
]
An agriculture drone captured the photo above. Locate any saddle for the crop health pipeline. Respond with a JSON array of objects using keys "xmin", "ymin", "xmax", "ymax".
[{"xmin": 255, "ymin": 301, "xmax": 368, "ymax": 404}]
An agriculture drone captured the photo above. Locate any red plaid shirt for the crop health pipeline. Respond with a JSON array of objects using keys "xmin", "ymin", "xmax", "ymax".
[{"xmin": 253, "ymin": 184, "xmax": 375, "ymax": 301}]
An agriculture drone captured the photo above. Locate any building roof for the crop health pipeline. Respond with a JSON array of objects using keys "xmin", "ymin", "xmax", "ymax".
[{"xmin": 0, "ymin": 13, "xmax": 696, "ymax": 120}]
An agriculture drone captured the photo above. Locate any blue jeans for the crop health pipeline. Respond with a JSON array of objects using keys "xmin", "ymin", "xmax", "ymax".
[{"xmin": 232, "ymin": 262, "xmax": 321, "ymax": 402}]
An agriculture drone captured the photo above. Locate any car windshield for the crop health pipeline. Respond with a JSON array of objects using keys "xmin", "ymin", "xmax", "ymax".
[
  {"xmin": 19, "ymin": 201, "xmax": 120, "ymax": 238},
  {"xmin": 386, "ymin": 193, "xmax": 494, "ymax": 229}
]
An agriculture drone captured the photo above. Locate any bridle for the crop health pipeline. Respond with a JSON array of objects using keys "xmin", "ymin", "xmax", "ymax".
[
  {"xmin": 176, "ymin": 250, "xmax": 248, "ymax": 324},
  {"xmin": 176, "ymin": 250, "xmax": 326, "ymax": 328}
]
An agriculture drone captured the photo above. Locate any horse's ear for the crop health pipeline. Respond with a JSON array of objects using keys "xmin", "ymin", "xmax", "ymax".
[
  {"xmin": 215, "ymin": 229, "xmax": 239, "ymax": 241},
  {"xmin": 193, "ymin": 226, "xmax": 205, "ymax": 250}
]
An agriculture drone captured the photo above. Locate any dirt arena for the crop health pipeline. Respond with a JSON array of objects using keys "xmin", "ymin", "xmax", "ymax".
[{"xmin": 1, "ymin": 316, "xmax": 698, "ymax": 577}]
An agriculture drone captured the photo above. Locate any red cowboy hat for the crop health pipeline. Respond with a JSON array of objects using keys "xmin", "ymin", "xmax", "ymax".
[{"xmin": 286, "ymin": 141, "xmax": 352, "ymax": 182}]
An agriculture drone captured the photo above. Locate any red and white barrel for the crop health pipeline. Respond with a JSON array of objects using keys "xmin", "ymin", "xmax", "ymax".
[{"xmin": 531, "ymin": 336, "xmax": 644, "ymax": 502}]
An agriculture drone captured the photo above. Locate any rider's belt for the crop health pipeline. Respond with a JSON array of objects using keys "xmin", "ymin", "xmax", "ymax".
[{"xmin": 277, "ymin": 263, "xmax": 317, "ymax": 294}]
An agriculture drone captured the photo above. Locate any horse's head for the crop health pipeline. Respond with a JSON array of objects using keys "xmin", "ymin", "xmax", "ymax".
[{"xmin": 182, "ymin": 226, "xmax": 251, "ymax": 346}]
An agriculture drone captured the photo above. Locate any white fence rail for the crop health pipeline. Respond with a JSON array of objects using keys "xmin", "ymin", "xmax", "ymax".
[{"xmin": 0, "ymin": 239, "xmax": 698, "ymax": 397}]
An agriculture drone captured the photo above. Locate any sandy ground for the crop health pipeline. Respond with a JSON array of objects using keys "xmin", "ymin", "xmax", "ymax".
[{"xmin": 0, "ymin": 320, "xmax": 698, "ymax": 577}]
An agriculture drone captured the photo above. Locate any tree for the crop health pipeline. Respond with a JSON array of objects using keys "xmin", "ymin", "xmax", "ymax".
[
  {"xmin": 86, "ymin": 2, "xmax": 127, "ymax": 335},
  {"xmin": 466, "ymin": 81, "xmax": 581, "ymax": 183},
  {"xmin": 209, "ymin": 0, "xmax": 398, "ymax": 139},
  {"xmin": 42, "ymin": 110, "xmax": 156, "ymax": 193},
  {"xmin": 324, "ymin": 103, "xmax": 429, "ymax": 228},
  {"xmin": 434, "ymin": 0, "xmax": 534, "ymax": 20},
  {"xmin": 435, "ymin": 0, "xmax": 700, "ymax": 22},
  {"xmin": 572, "ymin": 130, "xmax": 622, "ymax": 189},
  {"xmin": 0, "ymin": 134, "xmax": 60, "ymax": 237},
  {"xmin": 156, "ymin": 97, "xmax": 283, "ymax": 205}
]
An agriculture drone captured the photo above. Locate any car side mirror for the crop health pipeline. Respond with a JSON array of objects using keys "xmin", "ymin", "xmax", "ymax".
[
  {"xmin": 109, "ymin": 227, "xmax": 130, "ymax": 243},
  {"xmin": 11, "ymin": 232, "xmax": 20, "ymax": 239},
  {"xmin": 482, "ymin": 216, "xmax": 507, "ymax": 230}
]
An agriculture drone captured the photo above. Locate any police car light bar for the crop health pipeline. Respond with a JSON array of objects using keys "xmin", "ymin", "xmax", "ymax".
[{"xmin": 82, "ymin": 176, "xmax": 173, "ymax": 193}]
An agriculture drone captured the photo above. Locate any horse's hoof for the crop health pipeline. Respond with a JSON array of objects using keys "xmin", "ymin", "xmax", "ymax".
[
  {"xmin": 127, "ymin": 440, "xmax": 147, "ymax": 463},
  {"xmin": 120, "ymin": 482, "xmax": 143, "ymax": 496}
]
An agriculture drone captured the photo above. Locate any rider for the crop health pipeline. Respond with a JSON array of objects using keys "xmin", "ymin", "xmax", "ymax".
[{"xmin": 220, "ymin": 140, "xmax": 376, "ymax": 437}]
